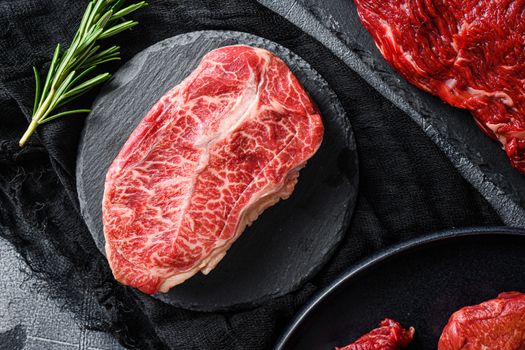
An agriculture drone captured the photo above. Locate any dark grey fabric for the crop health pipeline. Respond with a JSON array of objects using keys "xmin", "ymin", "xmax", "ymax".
[{"xmin": 0, "ymin": 0, "xmax": 502, "ymax": 349}]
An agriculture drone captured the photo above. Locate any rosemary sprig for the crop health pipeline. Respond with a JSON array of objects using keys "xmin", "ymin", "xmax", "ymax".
[{"xmin": 19, "ymin": 0, "xmax": 148, "ymax": 147}]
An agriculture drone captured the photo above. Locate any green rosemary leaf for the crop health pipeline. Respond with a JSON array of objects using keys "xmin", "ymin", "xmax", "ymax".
[
  {"xmin": 111, "ymin": 0, "xmax": 126, "ymax": 12},
  {"xmin": 52, "ymin": 39, "xmax": 80, "ymax": 87},
  {"xmin": 72, "ymin": 45, "xmax": 101, "ymax": 69},
  {"xmin": 68, "ymin": 66, "xmax": 97, "ymax": 89},
  {"xmin": 39, "ymin": 109, "xmax": 92, "ymax": 124},
  {"xmin": 112, "ymin": 2, "xmax": 147, "ymax": 20},
  {"xmin": 87, "ymin": 0, "xmax": 106, "ymax": 29},
  {"xmin": 80, "ymin": 45, "xmax": 120, "ymax": 68},
  {"xmin": 86, "ymin": 57, "xmax": 121, "ymax": 67},
  {"xmin": 99, "ymin": 45, "xmax": 120, "ymax": 56},
  {"xmin": 77, "ymin": 2, "xmax": 93, "ymax": 38},
  {"xmin": 62, "ymin": 72, "xmax": 111, "ymax": 100},
  {"xmin": 54, "ymin": 95, "xmax": 81, "ymax": 110},
  {"xmin": 32, "ymin": 67, "xmax": 41, "ymax": 114},
  {"xmin": 49, "ymin": 71, "xmax": 76, "ymax": 111},
  {"xmin": 41, "ymin": 44, "xmax": 61, "ymax": 99},
  {"xmin": 96, "ymin": 9, "xmax": 113, "ymax": 28},
  {"xmin": 99, "ymin": 20, "xmax": 138, "ymax": 39},
  {"xmin": 78, "ymin": 27, "xmax": 104, "ymax": 53},
  {"xmin": 93, "ymin": 50, "xmax": 120, "ymax": 62}
]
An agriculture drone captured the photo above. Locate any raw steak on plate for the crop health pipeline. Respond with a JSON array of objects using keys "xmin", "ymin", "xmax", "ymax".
[
  {"xmin": 336, "ymin": 319, "xmax": 414, "ymax": 350},
  {"xmin": 439, "ymin": 292, "xmax": 525, "ymax": 350},
  {"xmin": 102, "ymin": 45, "xmax": 324, "ymax": 294}
]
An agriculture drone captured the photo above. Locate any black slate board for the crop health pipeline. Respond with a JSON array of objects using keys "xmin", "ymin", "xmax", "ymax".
[
  {"xmin": 76, "ymin": 31, "xmax": 358, "ymax": 311},
  {"xmin": 275, "ymin": 227, "xmax": 525, "ymax": 350},
  {"xmin": 259, "ymin": 0, "xmax": 525, "ymax": 227}
]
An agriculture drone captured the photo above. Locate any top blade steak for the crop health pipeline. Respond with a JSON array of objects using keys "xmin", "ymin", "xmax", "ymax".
[
  {"xmin": 354, "ymin": 0, "xmax": 525, "ymax": 173},
  {"xmin": 102, "ymin": 45, "xmax": 324, "ymax": 294}
]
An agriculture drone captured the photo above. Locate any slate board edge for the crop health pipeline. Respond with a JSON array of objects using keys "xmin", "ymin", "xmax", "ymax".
[
  {"xmin": 258, "ymin": 0, "xmax": 525, "ymax": 227},
  {"xmin": 155, "ymin": 203, "xmax": 354, "ymax": 313},
  {"xmin": 76, "ymin": 30, "xmax": 358, "ymax": 311}
]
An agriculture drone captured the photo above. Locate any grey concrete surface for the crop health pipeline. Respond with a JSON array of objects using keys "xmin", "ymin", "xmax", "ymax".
[{"xmin": 0, "ymin": 239, "xmax": 124, "ymax": 350}]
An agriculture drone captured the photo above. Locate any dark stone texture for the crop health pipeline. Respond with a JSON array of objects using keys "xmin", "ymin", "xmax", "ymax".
[
  {"xmin": 276, "ymin": 227, "xmax": 525, "ymax": 350},
  {"xmin": 76, "ymin": 31, "xmax": 358, "ymax": 311}
]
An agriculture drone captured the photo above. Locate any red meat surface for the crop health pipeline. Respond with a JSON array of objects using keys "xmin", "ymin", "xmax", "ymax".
[
  {"xmin": 102, "ymin": 45, "xmax": 324, "ymax": 294},
  {"xmin": 336, "ymin": 319, "xmax": 415, "ymax": 350},
  {"xmin": 354, "ymin": 0, "xmax": 525, "ymax": 173},
  {"xmin": 438, "ymin": 292, "xmax": 525, "ymax": 350}
]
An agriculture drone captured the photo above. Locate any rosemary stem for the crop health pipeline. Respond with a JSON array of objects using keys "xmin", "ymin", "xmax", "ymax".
[
  {"xmin": 19, "ymin": 119, "xmax": 39, "ymax": 147},
  {"xmin": 19, "ymin": 90, "xmax": 55, "ymax": 147}
]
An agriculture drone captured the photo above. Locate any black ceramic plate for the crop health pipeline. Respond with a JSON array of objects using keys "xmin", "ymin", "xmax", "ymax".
[
  {"xmin": 76, "ymin": 31, "xmax": 358, "ymax": 311},
  {"xmin": 275, "ymin": 227, "xmax": 525, "ymax": 350}
]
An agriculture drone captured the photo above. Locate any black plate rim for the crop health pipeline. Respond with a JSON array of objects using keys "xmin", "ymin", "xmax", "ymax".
[{"xmin": 274, "ymin": 225, "xmax": 525, "ymax": 350}]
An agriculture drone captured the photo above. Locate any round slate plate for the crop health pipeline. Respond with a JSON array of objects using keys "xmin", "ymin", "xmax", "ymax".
[
  {"xmin": 275, "ymin": 227, "xmax": 525, "ymax": 349},
  {"xmin": 76, "ymin": 30, "xmax": 358, "ymax": 311}
]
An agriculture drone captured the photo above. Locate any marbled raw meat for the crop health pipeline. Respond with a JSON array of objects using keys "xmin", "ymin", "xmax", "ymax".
[
  {"xmin": 336, "ymin": 319, "xmax": 414, "ymax": 350},
  {"xmin": 439, "ymin": 292, "xmax": 525, "ymax": 350},
  {"xmin": 354, "ymin": 0, "xmax": 525, "ymax": 173},
  {"xmin": 102, "ymin": 45, "xmax": 324, "ymax": 294}
]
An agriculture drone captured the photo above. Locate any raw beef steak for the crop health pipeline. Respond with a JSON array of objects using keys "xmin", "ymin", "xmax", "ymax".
[
  {"xmin": 102, "ymin": 45, "xmax": 324, "ymax": 294},
  {"xmin": 439, "ymin": 292, "xmax": 525, "ymax": 349},
  {"xmin": 336, "ymin": 319, "xmax": 414, "ymax": 350},
  {"xmin": 354, "ymin": 0, "xmax": 525, "ymax": 173}
]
